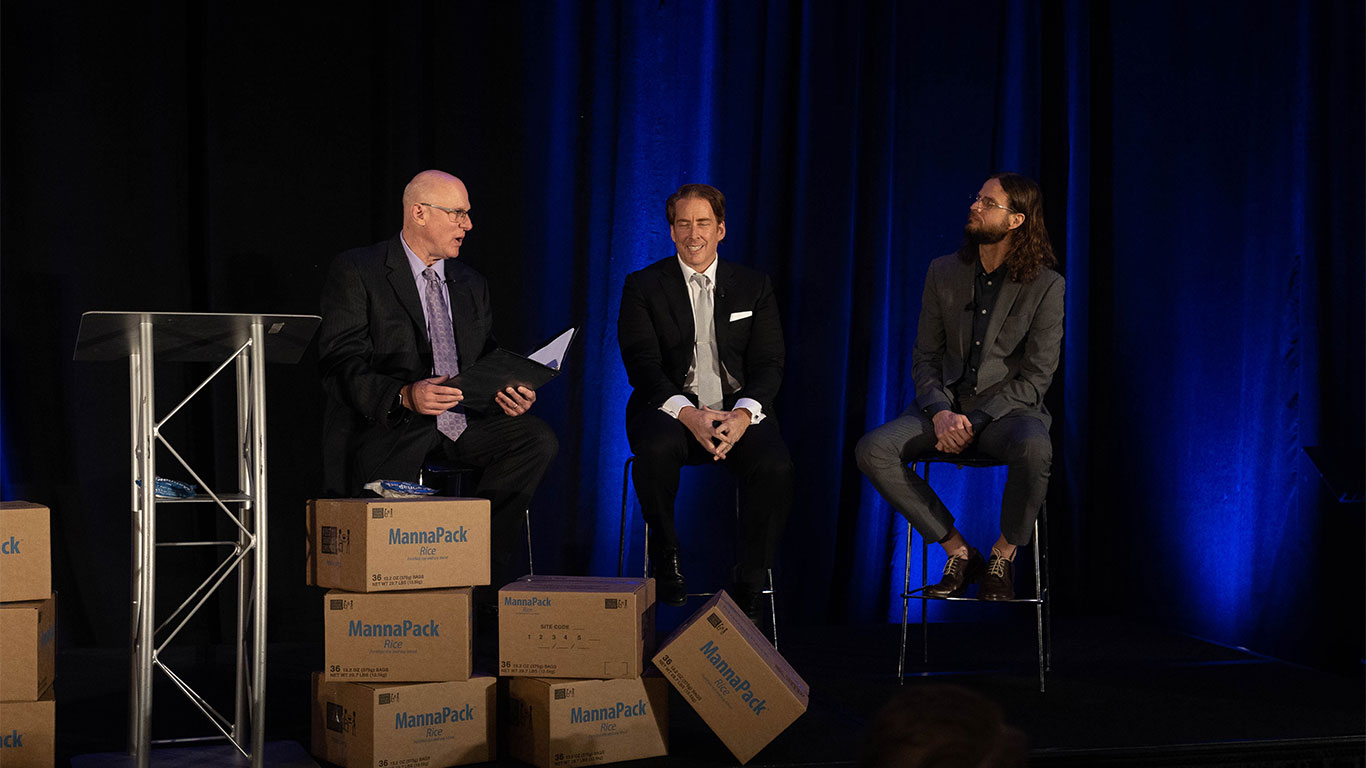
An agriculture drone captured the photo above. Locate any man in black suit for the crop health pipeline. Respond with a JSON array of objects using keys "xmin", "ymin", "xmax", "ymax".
[
  {"xmin": 319, "ymin": 170, "xmax": 557, "ymax": 579},
  {"xmin": 856, "ymin": 172, "xmax": 1063, "ymax": 601},
  {"xmin": 617, "ymin": 183, "xmax": 794, "ymax": 617}
]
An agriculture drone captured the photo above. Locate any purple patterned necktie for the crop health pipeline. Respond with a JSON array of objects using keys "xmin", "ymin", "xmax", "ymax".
[{"xmin": 423, "ymin": 267, "xmax": 467, "ymax": 440}]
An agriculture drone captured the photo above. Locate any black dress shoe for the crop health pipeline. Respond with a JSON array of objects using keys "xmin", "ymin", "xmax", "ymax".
[
  {"xmin": 922, "ymin": 547, "xmax": 985, "ymax": 598},
  {"xmin": 980, "ymin": 551, "xmax": 1015, "ymax": 601},
  {"xmin": 653, "ymin": 549, "xmax": 687, "ymax": 607},
  {"xmin": 729, "ymin": 583, "xmax": 764, "ymax": 625}
]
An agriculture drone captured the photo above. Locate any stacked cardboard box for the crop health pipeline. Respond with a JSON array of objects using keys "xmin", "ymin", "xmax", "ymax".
[
  {"xmin": 0, "ymin": 501, "xmax": 57, "ymax": 768},
  {"xmin": 307, "ymin": 497, "xmax": 496, "ymax": 768},
  {"xmin": 499, "ymin": 575, "xmax": 668, "ymax": 768},
  {"xmin": 304, "ymin": 500, "xmax": 811, "ymax": 767}
]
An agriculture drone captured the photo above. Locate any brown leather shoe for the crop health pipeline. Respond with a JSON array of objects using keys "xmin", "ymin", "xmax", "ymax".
[
  {"xmin": 980, "ymin": 550, "xmax": 1016, "ymax": 601},
  {"xmin": 923, "ymin": 547, "xmax": 985, "ymax": 598}
]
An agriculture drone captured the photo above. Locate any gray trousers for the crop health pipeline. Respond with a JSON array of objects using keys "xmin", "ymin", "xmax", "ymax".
[{"xmin": 855, "ymin": 406, "xmax": 1051, "ymax": 546}]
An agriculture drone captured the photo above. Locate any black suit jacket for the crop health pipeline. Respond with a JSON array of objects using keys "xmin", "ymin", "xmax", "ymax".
[
  {"xmin": 318, "ymin": 235, "xmax": 497, "ymax": 495},
  {"xmin": 617, "ymin": 255, "xmax": 785, "ymax": 423}
]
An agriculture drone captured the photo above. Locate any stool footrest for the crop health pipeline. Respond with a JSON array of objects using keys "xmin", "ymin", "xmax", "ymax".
[{"xmin": 898, "ymin": 458, "xmax": 1052, "ymax": 692}]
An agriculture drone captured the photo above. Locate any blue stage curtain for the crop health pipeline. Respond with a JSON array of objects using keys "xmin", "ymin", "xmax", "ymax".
[
  {"xmin": 488, "ymin": 1, "xmax": 1363, "ymax": 663},
  {"xmin": 0, "ymin": 1, "xmax": 1360, "ymax": 665}
]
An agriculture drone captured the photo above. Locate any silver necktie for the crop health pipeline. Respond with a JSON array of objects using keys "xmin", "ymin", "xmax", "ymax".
[{"xmin": 690, "ymin": 272, "xmax": 724, "ymax": 410}]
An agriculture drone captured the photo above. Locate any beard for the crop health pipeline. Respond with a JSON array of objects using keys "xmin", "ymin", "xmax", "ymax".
[{"xmin": 964, "ymin": 218, "xmax": 1010, "ymax": 245}]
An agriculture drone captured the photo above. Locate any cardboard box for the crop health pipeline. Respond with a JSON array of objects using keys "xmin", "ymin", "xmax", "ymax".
[
  {"xmin": 506, "ymin": 675, "xmax": 669, "ymax": 768},
  {"xmin": 0, "ymin": 594, "xmax": 56, "ymax": 701},
  {"xmin": 306, "ymin": 497, "xmax": 490, "ymax": 592},
  {"xmin": 499, "ymin": 576, "xmax": 655, "ymax": 679},
  {"xmin": 0, "ymin": 502, "xmax": 51, "ymax": 603},
  {"xmin": 324, "ymin": 588, "xmax": 473, "ymax": 682},
  {"xmin": 653, "ymin": 591, "xmax": 808, "ymax": 764},
  {"xmin": 311, "ymin": 673, "xmax": 496, "ymax": 768},
  {"xmin": 0, "ymin": 686, "xmax": 55, "ymax": 768}
]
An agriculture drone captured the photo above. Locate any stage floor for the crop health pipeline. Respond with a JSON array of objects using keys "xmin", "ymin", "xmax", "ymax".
[{"xmin": 54, "ymin": 615, "xmax": 1363, "ymax": 767}]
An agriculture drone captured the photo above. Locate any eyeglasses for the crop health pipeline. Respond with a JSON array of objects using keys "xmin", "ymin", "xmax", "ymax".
[
  {"xmin": 420, "ymin": 202, "xmax": 471, "ymax": 224},
  {"xmin": 970, "ymin": 194, "xmax": 1020, "ymax": 215}
]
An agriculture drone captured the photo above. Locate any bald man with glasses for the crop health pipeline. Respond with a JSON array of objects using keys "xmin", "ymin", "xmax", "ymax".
[{"xmin": 319, "ymin": 170, "xmax": 558, "ymax": 585}]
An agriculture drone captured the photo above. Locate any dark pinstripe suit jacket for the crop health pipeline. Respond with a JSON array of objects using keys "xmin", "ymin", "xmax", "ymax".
[{"xmin": 318, "ymin": 235, "xmax": 497, "ymax": 495}]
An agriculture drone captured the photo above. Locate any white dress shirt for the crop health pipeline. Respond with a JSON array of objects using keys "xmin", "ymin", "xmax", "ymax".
[{"xmin": 659, "ymin": 255, "xmax": 765, "ymax": 424}]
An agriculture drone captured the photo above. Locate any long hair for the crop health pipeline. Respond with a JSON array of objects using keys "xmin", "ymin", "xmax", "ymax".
[{"xmin": 980, "ymin": 172, "xmax": 1056, "ymax": 283}]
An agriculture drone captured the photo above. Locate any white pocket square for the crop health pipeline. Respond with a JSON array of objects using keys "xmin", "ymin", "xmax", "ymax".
[{"xmin": 729, "ymin": 311, "xmax": 753, "ymax": 322}]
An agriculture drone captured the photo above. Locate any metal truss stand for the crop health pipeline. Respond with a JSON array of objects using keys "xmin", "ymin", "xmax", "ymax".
[{"xmin": 75, "ymin": 312, "xmax": 319, "ymax": 768}]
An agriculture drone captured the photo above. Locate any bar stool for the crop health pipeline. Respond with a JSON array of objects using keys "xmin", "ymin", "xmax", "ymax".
[
  {"xmin": 419, "ymin": 462, "xmax": 536, "ymax": 575},
  {"xmin": 617, "ymin": 456, "xmax": 779, "ymax": 647},
  {"xmin": 898, "ymin": 455, "xmax": 1052, "ymax": 691}
]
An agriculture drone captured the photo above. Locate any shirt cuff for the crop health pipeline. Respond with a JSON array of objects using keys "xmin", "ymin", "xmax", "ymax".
[
  {"xmin": 659, "ymin": 395, "xmax": 694, "ymax": 419},
  {"xmin": 967, "ymin": 410, "xmax": 993, "ymax": 433},
  {"xmin": 922, "ymin": 402, "xmax": 950, "ymax": 418},
  {"xmin": 384, "ymin": 384, "xmax": 408, "ymax": 427},
  {"xmin": 733, "ymin": 398, "xmax": 765, "ymax": 424}
]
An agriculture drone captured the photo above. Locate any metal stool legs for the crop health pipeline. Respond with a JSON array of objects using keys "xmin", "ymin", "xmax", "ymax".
[
  {"xmin": 420, "ymin": 464, "xmax": 535, "ymax": 576},
  {"xmin": 897, "ymin": 459, "xmax": 1051, "ymax": 691},
  {"xmin": 524, "ymin": 507, "xmax": 535, "ymax": 576},
  {"xmin": 618, "ymin": 457, "xmax": 635, "ymax": 578},
  {"xmin": 618, "ymin": 456, "xmax": 779, "ymax": 647}
]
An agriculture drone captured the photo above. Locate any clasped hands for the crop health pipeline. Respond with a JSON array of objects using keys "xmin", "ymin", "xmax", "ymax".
[
  {"xmin": 680, "ymin": 405, "xmax": 751, "ymax": 461},
  {"xmin": 402, "ymin": 376, "xmax": 537, "ymax": 418},
  {"xmin": 932, "ymin": 410, "xmax": 975, "ymax": 454}
]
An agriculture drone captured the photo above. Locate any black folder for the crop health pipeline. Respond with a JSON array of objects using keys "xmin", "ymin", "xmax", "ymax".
[{"xmin": 447, "ymin": 327, "xmax": 576, "ymax": 413}]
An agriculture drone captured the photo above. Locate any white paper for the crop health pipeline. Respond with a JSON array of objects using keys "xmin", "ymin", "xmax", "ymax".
[{"xmin": 527, "ymin": 327, "xmax": 576, "ymax": 370}]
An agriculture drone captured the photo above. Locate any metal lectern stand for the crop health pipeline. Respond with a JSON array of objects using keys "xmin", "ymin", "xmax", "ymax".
[{"xmin": 74, "ymin": 312, "xmax": 319, "ymax": 768}]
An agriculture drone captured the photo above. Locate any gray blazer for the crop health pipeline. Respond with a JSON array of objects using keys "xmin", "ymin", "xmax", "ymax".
[{"xmin": 910, "ymin": 251, "xmax": 1065, "ymax": 428}]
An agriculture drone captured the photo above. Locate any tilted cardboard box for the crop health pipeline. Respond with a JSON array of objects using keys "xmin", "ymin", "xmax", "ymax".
[
  {"xmin": 499, "ymin": 576, "xmax": 655, "ymax": 679},
  {"xmin": 653, "ymin": 590, "xmax": 809, "ymax": 764},
  {"xmin": 307, "ymin": 497, "xmax": 490, "ymax": 592}
]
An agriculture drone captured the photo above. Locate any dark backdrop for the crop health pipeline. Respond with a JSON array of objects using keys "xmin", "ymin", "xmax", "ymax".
[{"xmin": 2, "ymin": 1, "xmax": 1361, "ymax": 672}]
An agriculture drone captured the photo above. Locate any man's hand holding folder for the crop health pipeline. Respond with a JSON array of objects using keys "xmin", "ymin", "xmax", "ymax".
[{"xmin": 445, "ymin": 327, "xmax": 576, "ymax": 413}]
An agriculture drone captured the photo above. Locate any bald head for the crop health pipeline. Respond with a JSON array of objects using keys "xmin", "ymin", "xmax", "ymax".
[
  {"xmin": 402, "ymin": 170, "xmax": 465, "ymax": 212},
  {"xmin": 401, "ymin": 170, "xmax": 474, "ymax": 265}
]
